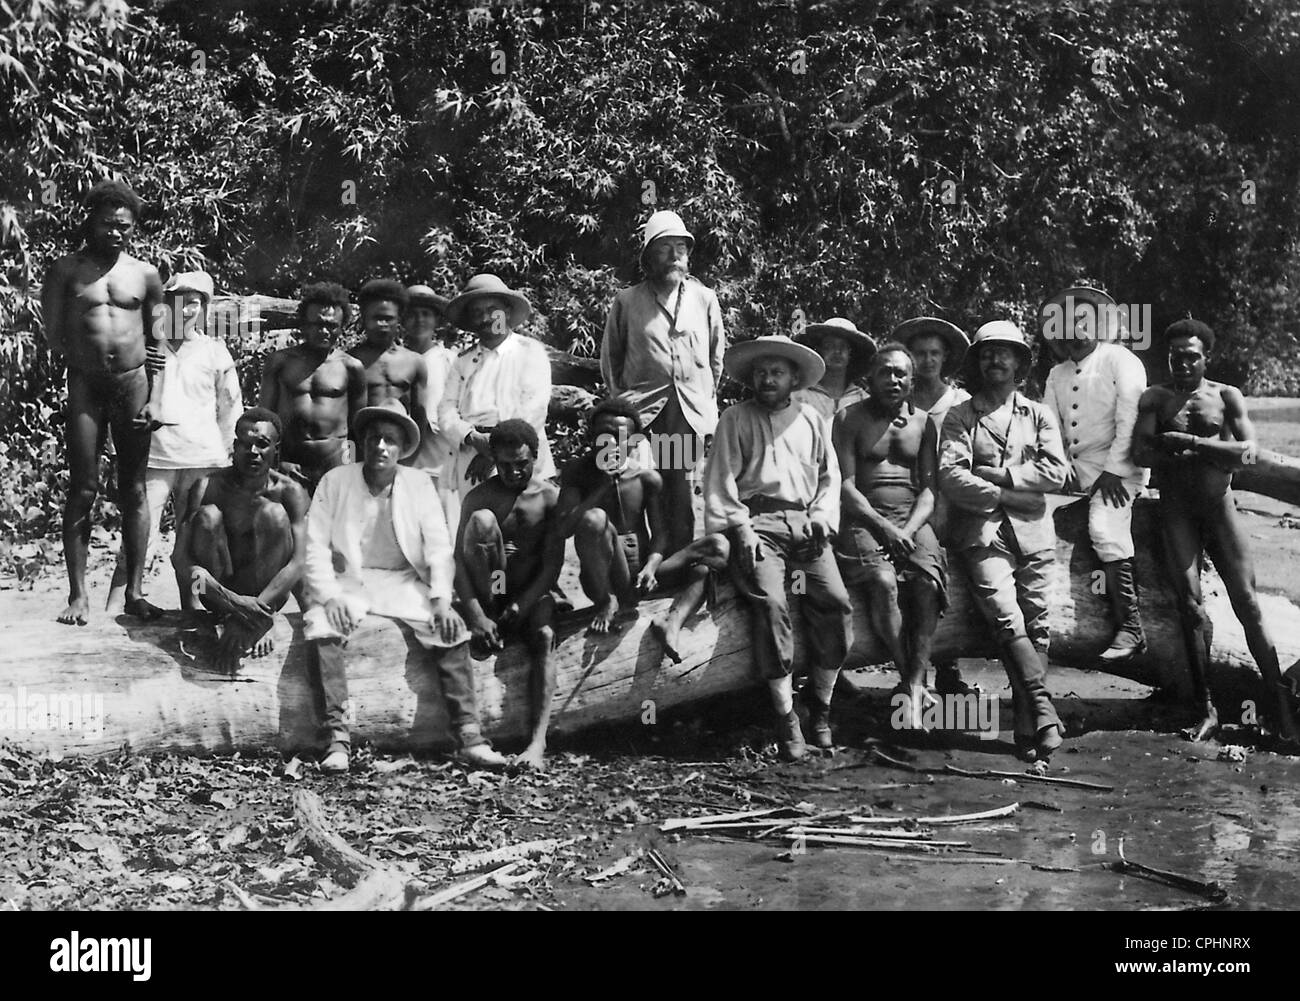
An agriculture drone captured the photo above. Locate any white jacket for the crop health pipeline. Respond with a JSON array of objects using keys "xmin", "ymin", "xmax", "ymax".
[{"xmin": 305, "ymin": 463, "xmax": 454, "ymax": 607}]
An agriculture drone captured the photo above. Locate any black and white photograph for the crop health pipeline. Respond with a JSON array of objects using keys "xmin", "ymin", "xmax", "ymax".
[{"xmin": 0, "ymin": 0, "xmax": 1297, "ymax": 955}]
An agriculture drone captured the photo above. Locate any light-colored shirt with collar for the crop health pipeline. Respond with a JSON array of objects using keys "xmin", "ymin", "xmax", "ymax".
[
  {"xmin": 703, "ymin": 398, "xmax": 841, "ymax": 534},
  {"xmin": 305, "ymin": 463, "xmax": 455, "ymax": 605},
  {"xmin": 793, "ymin": 382, "xmax": 870, "ymax": 427},
  {"xmin": 1043, "ymin": 342, "xmax": 1148, "ymax": 488},
  {"xmin": 438, "ymin": 331, "xmax": 555, "ymax": 481},
  {"xmin": 413, "ymin": 342, "xmax": 457, "ymax": 478},
  {"xmin": 938, "ymin": 392, "xmax": 1068, "ymax": 555},
  {"xmin": 600, "ymin": 276, "xmax": 726, "ymax": 435},
  {"xmin": 150, "ymin": 334, "xmax": 242, "ymax": 469}
]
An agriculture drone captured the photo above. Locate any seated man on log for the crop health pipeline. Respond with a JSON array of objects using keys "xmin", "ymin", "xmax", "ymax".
[
  {"xmin": 703, "ymin": 335, "xmax": 853, "ymax": 761},
  {"xmin": 176, "ymin": 407, "xmax": 309, "ymax": 672},
  {"xmin": 304, "ymin": 400, "xmax": 508, "ymax": 774},
  {"xmin": 834, "ymin": 343, "xmax": 947, "ymax": 731},
  {"xmin": 41, "ymin": 178, "xmax": 166, "ymax": 624},
  {"xmin": 1133, "ymin": 319, "xmax": 1300, "ymax": 745},
  {"xmin": 556, "ymin": 398, "xmax": 729, "ymax": 656},
  {"xmin": 348, "ymin": 279, "xmax": 428, "ymax": 458},
  {"xmin": 258, "ymin": 282, "xmax": 365, "ymax": 494},
  {"xmin": 454, "ymin": 419, "xmax": 565, "ymax": 771}
]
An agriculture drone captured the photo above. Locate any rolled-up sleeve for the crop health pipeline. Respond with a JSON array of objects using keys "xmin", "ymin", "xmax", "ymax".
[{"xmin": 703, "ymin": 408, "xmax": 750, "ymax": 533}]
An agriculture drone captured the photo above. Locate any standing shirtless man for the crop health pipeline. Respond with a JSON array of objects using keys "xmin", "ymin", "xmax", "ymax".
[
  {"xmin": 176, "ymin": 407, "xmax": 309, "ymax": 673},
  {"xmin": 258, "ymin": 282, "xmax": 365, "ymax": 494},
  {"xmin": 1134, "ymin": 318, "xmax": 1300, "ymax": 745},
  {"xmin": 348, "ymin": 279, "xmax": 427, "ymax": 460},
  {"xmin": 834, "ymin": 344, "xmax": 947, "ymax": 729},
  {"xmin": 454, "ymin": 420, "xmax": 565, "ymax": 770},
  {"xmin": 41, "ymin": 179, "xmax": 165, "ymax": 624}
]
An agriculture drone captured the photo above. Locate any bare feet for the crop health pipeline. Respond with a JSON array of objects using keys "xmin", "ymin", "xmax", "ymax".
[
  {"xmin": 512, "ymin": 743, "xmax": 548, "ymax": 772},
  {"xmin": 588, "ymin": 594, "xmax": 619, "ymax": 634},
  {"xmin": 105, "ymin": 584, "xmax": 126, "ymax": 616},
  {"xmin": 247, "ymin": 632, "xmax": 276, "ymax": 659},
  {"xmin": 896, "ymin": 683, "xmax": 935, "ymax": 732},
  {"xmin": 123, "ymin": 596, "xmax": 164, "ymax": 621},
  {"xmin": 57, "ymin": 596, "xmax": 90, "ymax": 626},
  {"xmin": 648, "ymin": 615, "xmax": 682, "ymax": 664},
  {"xmin": 1181, "ymin": 703, "xmax": 1220, "ymax": 742}
]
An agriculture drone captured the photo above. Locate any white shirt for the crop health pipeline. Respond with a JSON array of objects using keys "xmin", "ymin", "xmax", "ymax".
[
  {"xmin": 438, "ymin": 332, "xmax": 555, "ymax": 479},
  {"xmin": 793, "ymin": 383, "xmax": 869, "ymax": 428},
  {"xmin": 1044, "ymin": 342, "xmax": 1148, "ymax": 486},
  {"xmin": 413, "ymin": 343, "xmax": 457, "ymax": 476},
  {"xmin": 151, "ymin": 335, "xmax": 241, "ymax": 470}
]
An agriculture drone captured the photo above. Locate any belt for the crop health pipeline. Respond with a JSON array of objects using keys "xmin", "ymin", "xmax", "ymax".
[{"xmin": 744, "ymin": 496, "xmax": 807, "ymax": 515}]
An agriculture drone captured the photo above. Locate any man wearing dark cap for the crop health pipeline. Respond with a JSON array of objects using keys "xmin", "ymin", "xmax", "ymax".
[
  {"xmin": 1134, "ymin": 319, "xmax": 1300, "ymax": 746},
  {"xmin": 601, "ymin": 210, "xmax": 726, "ymax": 556},
  {"xmin": 41, "ymin": 178, "xmax": 165, "ymax": 624},
  {"xmin": 349, "ymin": 279, "xmax": 428, "ymax": 452}
]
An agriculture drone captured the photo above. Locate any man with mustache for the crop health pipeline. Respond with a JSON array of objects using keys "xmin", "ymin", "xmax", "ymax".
[
  {"xmin": 834, "ymin": 343, "xmax": 947, "ymax": 731},
  {"xmin": 438, "ymin": 274, "xmax": 554, "ymax": 528},
  {"xmin": 703, "ymin": 335, "xmax": 852, "ymax": 761},
  {"xmin": 175, "ymin": 407, "xmax": 309, "ymax": 673},
  {"xmin": 1042, "ymin": 286, "xmax": 1149, "ymax": 665},
  {"xmin": 601, "ymin": 210, "xmax": 725, "ymax": 557},
  {"xmin": 939, "ymin": 322, "xmax": 1069, "ymax": 762},
  {"xmin": 41, "ymin": 179, "xmax": 166, "ymax": 624},
  {"xmin": 258, "ymin": 282, "xmax": 366, "ymax": 494},
  {"xmin": 1134, "ymin": 319, "xmax": 1300, "ymax": 746},
  {"xmin": 304, "ymin": 401, "xmax": 508, "ymax": 774}
]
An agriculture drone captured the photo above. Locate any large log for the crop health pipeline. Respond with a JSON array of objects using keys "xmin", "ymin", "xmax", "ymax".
[
  {"xmin": 1, "ymin": 498, "xmax": 1294, "ymax": 758},
  {"xmin": 1234, "ymin": 448, "xmax": 1300, "ymax": 508}
]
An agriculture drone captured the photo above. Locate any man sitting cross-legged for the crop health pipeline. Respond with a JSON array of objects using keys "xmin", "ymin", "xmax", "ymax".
[
  {"xmin": 834, "ymin": 343, "xmax": 947, "ymax": 731},
  {"xmin": 304, "ymin": 400, "xmax": 508, "ymax": 774},
  {"xmin": 175, "ymin": 407, "xmax": 309, "ymax": 673},
  {"xmin": 556, "ymin": 398, "xmax": 729, "ymax": 660},
  {"xmin": 454, "ymin": 420, "xmax": 565, "ymax": 770}
]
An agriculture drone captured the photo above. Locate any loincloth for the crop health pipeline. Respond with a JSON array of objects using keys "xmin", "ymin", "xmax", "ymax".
[
  {"xmin": 834, "ymin": 501, "xmax": 948, "ymax": 609},
  {"xmin": 618, "ymin": 531, "xmax": 643, "ymax": 578}
]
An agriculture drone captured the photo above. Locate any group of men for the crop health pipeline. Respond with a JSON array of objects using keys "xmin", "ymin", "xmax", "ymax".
[{"xmin": 40, "ymin": 181, "xmax": 1300, "ymax": 775}]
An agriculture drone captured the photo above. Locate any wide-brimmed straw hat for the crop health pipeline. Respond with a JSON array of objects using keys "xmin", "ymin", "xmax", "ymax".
[
  {"xmin": 640, "ymin": 210, "xmax": 695, "ymax": 261},
  {"xmin": 962, "ymin": 320, "xmax": 1033, "ymax": 384},
  {"xmin": 1038, "ymin": 285, "xmax": 1118, "ymax": 357},
  {"xmin": 797, "ymin": 317, "xmax": 877, "ymax": 361},
  {"xmin": 353, "ymin": 399, "xmax": 420, "ymax": 460},
  {"xmin": 405, "ymin": 284, "xmax": 450, "ymax": 314},
  {"xmin": 444, "ymin": 273, "xmax": 532, "ymax": 332},
  {"xmin": 893, "ymin": 316, "xmax": 969, "ymax": 375},
  {"xmin": 725, "ymin": 334, "xmax": 826, "ymax": 387},
  {"xmin": 164, "ymin": 270, "xmax": 214, "ymax": 302}
]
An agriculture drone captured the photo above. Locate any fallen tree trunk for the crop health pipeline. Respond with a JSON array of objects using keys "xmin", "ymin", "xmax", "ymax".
[
  {"xmin": 0, "ymin": 498, "xmax": 1293, "ymax": 758},
  {"xmin": 1233, "ymin": 449, "xmax": 1300, "ymax": 508}
]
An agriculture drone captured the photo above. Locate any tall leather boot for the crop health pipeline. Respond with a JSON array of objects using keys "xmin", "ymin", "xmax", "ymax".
[{"xmin": 1098, "ymin": 559, "xmax": 1147, "ymax": 663}]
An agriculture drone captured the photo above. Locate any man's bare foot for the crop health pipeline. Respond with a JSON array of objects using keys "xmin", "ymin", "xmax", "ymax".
[
  {"xmin": 1180, "ymin": 704, "xmax": 1220, "ymax": 742},
  {"xmin": 247, "ymin": 632, "xmax": 276, "ymax": 658},
  {"xmin": 513, "ymin": 743, "xmax": 547, "ymax": 772},
  {"xmin": 105, "ymin": 584, "xmax": 126, "ymax": 615},
  {"xmin": 648, "ymin": 615, "xmax": 683, "ymax": 664},
  {"xmin": 901, "ymin": 683, "xmax": 935, "ymax": 731},
  {"xmin": 213, "ymin": 624, "xmax": 252, "ymax": 674},
  {"xmin": 123, "ymin": 596, "xmax": 164, "ymax": 621},
  {"xmin": 588, "ymin": 594, "xmax": 619, "ymax": 634},
  {"xmin": 57, "ymin": 596, "xmax": 90, "ymax": 626}
]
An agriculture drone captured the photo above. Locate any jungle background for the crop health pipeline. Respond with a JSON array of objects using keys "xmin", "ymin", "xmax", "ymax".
[{"xmin": 2, "ymin": 0, "xmax": 1299, "ymax": 567}]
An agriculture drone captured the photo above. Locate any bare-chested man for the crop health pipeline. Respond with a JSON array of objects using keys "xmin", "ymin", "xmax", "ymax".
[
  {"xmin": 41, "ymin": 179, "xmax": 165, "ymax": 624},
  {"xmin": 348, "ymin": 279, "xmax": 427, "ymax": 460},
  {"xmin": 454, "ymin": 419, "xmax": 565, "ymax": 770},
  {"xmin": 1134, "ymin": 319, "xmax": 1300, "ymax": 745},
  {"xmin": 557, "ymin": 398, "xmax": 729, "ymax": 656},
  {"xmin": 258, "ymin": 282, "xmax": 365, "ymax": 493},
  {"xmin": 175, "ymin": 407, "xmax": 308, "ymax": 673},
  {"xmin": 835, "ymin": 343, "xmax": 947, "ymax": 730}
]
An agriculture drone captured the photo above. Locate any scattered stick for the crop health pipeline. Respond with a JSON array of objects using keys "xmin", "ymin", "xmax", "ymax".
[
  {"xmin": 449, "ymin": 838, "xmax": 568, "ymax": 875},
  {"xmin": 583, "ymin": 855, "xmax": 642, "ymax": 885},
  {"xmin": 410, "ymin": 863, "xmax": 521, "ymax": 910},
  {"xmin": 222, "ymin": 879, "xmax": 260, "ymax": 910},
  {"xmin": 1113, "ymin": 840, "xmax": 1228, "ymax": 903},
  {"xmin": 942, "ymin": 765, "xmax": 1113, "ymax": 791},
  {"xmin": 702, "ymin": 780, "xmax": 791, "ymax": 806},
  {"xmin": 646, "ymin": 849, "xmax": 686, "ymax": 896},
  {"xmin": 912, "ymin": 803, "xmax": 1021, "ymax": 825},
  {"xmin": 660, "ymin": 806, "xmax": 793, "ymax": 832}
]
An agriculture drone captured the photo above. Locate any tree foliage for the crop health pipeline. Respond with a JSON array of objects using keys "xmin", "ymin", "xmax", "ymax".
[{"xmin": 2, "ymin": 0, "xmax": 1299, "ymax": 548}]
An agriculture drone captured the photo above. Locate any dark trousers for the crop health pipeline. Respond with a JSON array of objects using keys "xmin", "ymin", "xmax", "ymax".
[
  {"xmin": 730, "ymin": 509, "xmax": 853, "ymax": 680},
  {"xmin": 311, "ymin": 635, "xmax": 486, "ymax": 749}
]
